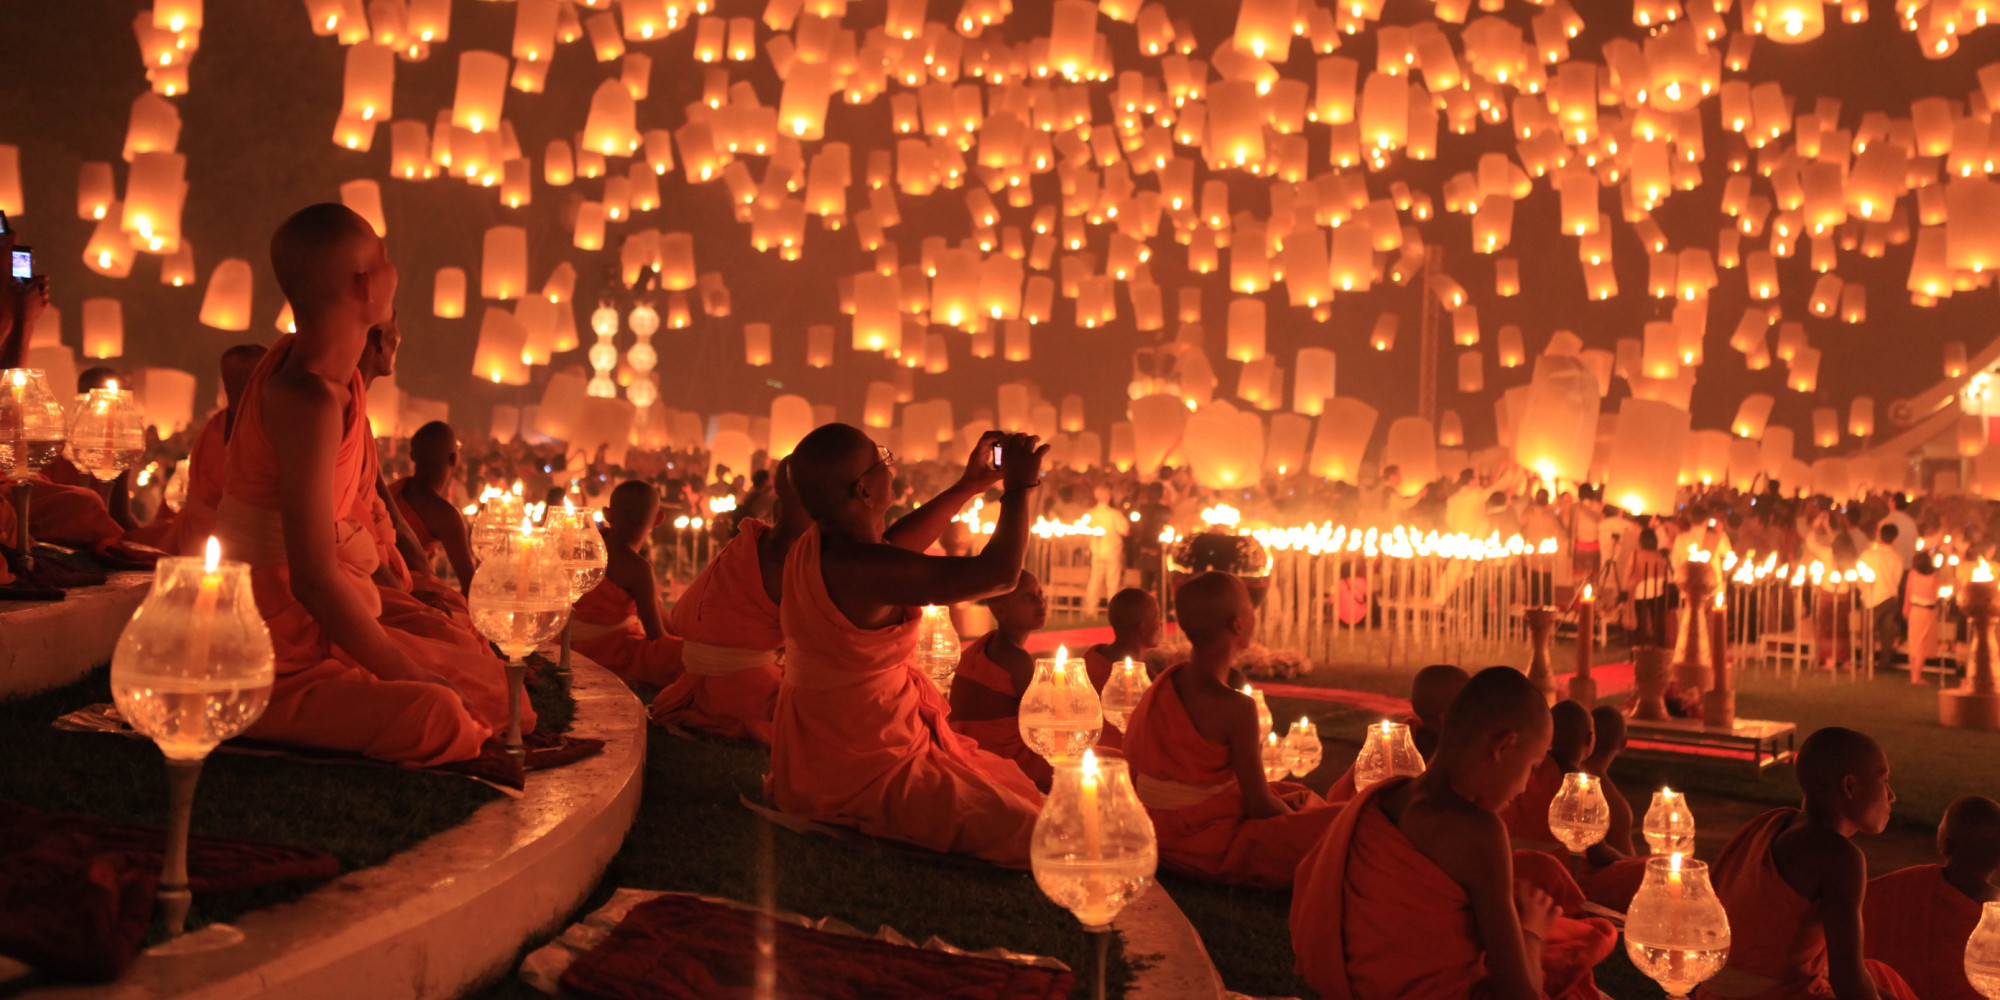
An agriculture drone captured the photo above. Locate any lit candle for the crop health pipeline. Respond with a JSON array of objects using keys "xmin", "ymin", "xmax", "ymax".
[
  {"xmin": 1576, "ymin": 583, "xmax": 1595, "ymax": 682},
  {"xmin": 1668, "ymin": 851, "xmax": 1685, "ymax": 899},
  {"xmin": 186, "ymin": 537, "xmax": 223, "ymax": 671},
  {"xmin": 515, "ymin": 515, "xmax": 535, "ymax": 605},
  {"xmin": 1080, "ymin": 748, "xmax": 1103, "ymax": 861}
]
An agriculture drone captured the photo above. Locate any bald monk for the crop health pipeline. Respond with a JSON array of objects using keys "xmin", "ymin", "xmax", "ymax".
[
  {"xmin": 218, "ymin": 203, "xmax": 523, "ymax": 766},
  {"xmin": 1123, "ymin": 571, "xmax": 1342, "ymax": 888},
  {"xmin": 162, "ymin": 344, "xmax": 266, "ymax": 556},
  {"xmin": 570, "ymin": 480, "xmax": 684, "ymax": 688},
  {"xmin": 649, "ymin": 459, "xmax": 812, "ymax": 742},
  {"xmin": 391, "ymin": 421, "xmax": 478, "ymax": 594},
  {"xmin": 1863, "ymin": 795, "xmax": 2000, "ymax": 1000},
  {"xmin": 1498, "ymin": 700, "xmax": 1652, "ymax": 911},
  {"xmin": 1082, "ymin": 587, "xmax": 1164, "ymax": 750},
  {"xmin": 1292, "ymin": 667, "xmax": 1618, "ymax": 1000},
  {"xmin": 1324, "ymin": 663, "xmax": 1470, "ymax": 806},
  {"xmin": 771, "ymin": 423, "xmax": 1045, "ymax": 866},
  {"xmin": 1696, "ymin": 727, "xmax": 1918, "ymax": 1000},
  {"xmin": 948, "ymin": 570, "xmax": 1054, "ymax": 790}
]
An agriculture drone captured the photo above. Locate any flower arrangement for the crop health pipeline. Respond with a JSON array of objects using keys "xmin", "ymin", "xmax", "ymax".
[{"xmin": 1140, "ymin": 639, "xmax": 1311, "ymax": 680}]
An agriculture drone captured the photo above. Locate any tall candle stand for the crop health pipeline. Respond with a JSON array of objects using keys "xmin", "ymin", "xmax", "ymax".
[
  {"xmin": 1524, "ymin": 606, "xmax": 1557, "ymax": 702},
  {"xmin": 1703, "ymin": 594, "xmax": 1737, "ymax": 729},
  {"xmin": 1941, "ymin": 566, "xmax": 2000, "ymax": 730},
  {"xmin": 1569, "ymin": 586, "xmax": 1598, "ymax": 704},
  {"xmin": 1673, "ymin": 559, "xmax": 1716, "ymax": 696}
]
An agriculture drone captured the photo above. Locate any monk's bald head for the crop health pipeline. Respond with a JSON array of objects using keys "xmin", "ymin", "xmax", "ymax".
[
  {"xmin": 1550, "ymin": 699, "xmax": 1594, "ymax": 765},
  {"xmin": 270, "ymin": 203, "xmax": 393, "ymax": 329},
  {"xmin": 1796, "ymin": 727, "xmax": 1885, "ymax": 797},
  {"xmin": 1940, "ymin": 795, "xmax": 2000, "ymax": 873},
  {"xmin": 606, "ymin": 479, "xmax": 659, "ymax": 529},
  {"xmin": 1438, "ymin": 666, "xmax": 1551, "ymax": 756},
  {"xmin": 1108, "ymin": 588, "xmax": 1162, "ymax": 644},
  {"xmin": 789, "ymin": 422, "xmax": 878, "ymax": 524},
  {"xmin": 219, "ymin": 344, "xmax": 266, "ymax": 406},
  {"xmin": 410, "ymin": 421, "xmax": 458, "ymax": 468},
  {"xmin": 1175, "ymin": 571, "xmax": 1252, "ymax": 648},
  {"xmin": 1411, "ymin": 664, "xmax": 1470, "ymax": 729},
  {"xmin": 1588, "ymin": 705, "xmax": 1627, "ymax": 761}
]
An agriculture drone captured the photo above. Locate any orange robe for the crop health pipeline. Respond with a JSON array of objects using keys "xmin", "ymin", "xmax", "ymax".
[
  {"xmin": 1864, "ymin": 864, "xmax": 1985, "ymax": 1000},
  {"xmin": 0, "ymin": 473, "xmax": 123, "ymax": 549},
  {"xmin": 215, "ymin": 335, "xmax": 525, "ymax": 766},
  {"xmin": 649, "ymin": 518, "xmax": 783, "ymax": 742},
  {"xmin": 1497, "ymin": 754, "xmax": 1650, "ymax": 912},
  {"xmin": 1695, "ymin": 808, "xmax": 1919, "ymax": 1000},
  {"xmin": 388, "ymin": 477, "xmax": 442, "ymax": 565},
  {"xmin": 945, "ymin": 633, "xmax": 1052, "ymax": 790},
  {"xmin": 1081, "ymin": 647, "xmax": 1125, "ymax": 751},
  {"xmin": 571, "ymin": 572, "xmax": 685, "ymax": 688},
  {"xmin": 162, "ymin": 413, "xmax": 230, "ymax": 556},
  {"xmin": 1122, "ymin": 663, "xmax": 1341, "ymax": 888},
  {"xmin": 357, "ymin": 443, "xmax": 485, "ymax": 651},
  {"xmin": 1291, "ymin": 776, "xmax": 1618, "ymax": 1000},
  {"xmin": 768, "ymin": 527, "xmax": 1043, "ymax": 867}
]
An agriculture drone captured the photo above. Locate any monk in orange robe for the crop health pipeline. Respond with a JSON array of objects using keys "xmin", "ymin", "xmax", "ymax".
[
  {"xmin": 1325, "ymin": 663, "xmax": 1467, "ymax": 807},
  {"xmin": 1864, "ymin": 794, "xmax": 2000, "ymax": 1000},
  {"xmin": 1292, "ymin": 667, "xmax": 1617, "ymax": 1000},
  {"xmin": 1081, "ymin": 587, "xmax": 1162, "ymax": 751},
  {"xmin": 1124, "ymin": 571, "xmax": 1342, "ymax": 889},
  {"xmin": 947, "ymin": 570, "xmax": 1052, "ymax": 790},
  {"xmin": 1496, "ymin": 700, "xmax": 1651, "ymax": 911},
  {"xmin": 390, "ymin": 420, "xmax": 478, "ymax": 594},
  {"xmin": 569, "ymin": 480, "xmax": 684, "ymax": 688},
  {"xmin": 157, "ymin": 344, "xmax": 266, "ymax": 557},
  {"xmin": 217, "ymin": 203, "xmax": 524, "ymax": 766},
  {"xmin": 1696, "ymin": 727, "xmax": 1918, "ymax": 1000},
  {"xmin": 769, "ymin": 424, "xmax": 1043, "ymax": 867},
  {"xmin": 649, "ymin": 459, "xmax": 811, "ymax": 742}
]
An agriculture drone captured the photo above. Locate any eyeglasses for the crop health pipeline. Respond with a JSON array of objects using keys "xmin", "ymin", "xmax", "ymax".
[{"xmin": 850, "ymin": 445, "xmax": 895, "ymax": 489}]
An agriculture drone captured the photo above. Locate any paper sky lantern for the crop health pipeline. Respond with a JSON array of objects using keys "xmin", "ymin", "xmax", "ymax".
[
  {"xmin": 121, "ymin": 93, "xmax": 180, "ymax": 162},
  {"xmin": 1607, "ymin": 398, "xmax": 1689, "ymax": 516},
  {"xmin": 129, "ymin": 367, "xmax": 196, "ymax": 435},
  {"xmin": 473, "ymin": 308, "xmax": 529, "ymax": 385},
  {"xmin": 433, "ymin": 267, "xmax": 467, "ymax": 318},
  {"xmin": 338, "ymin": 179, "xmax": 385, "ymax": 237},
  {"xmin": 1370, "ymin": 314, "xmax": 1397, "ymax": 351},
  {"xmin": 1130, "ymin": 393, "xmax": 1190, "ymax": 475},
  {"xmin": 531, "ymin": 370, "xmax": 587, "ymax": 442},
  {"xmin": 1812, "ymin": 407, "xmax": 1840, "ymax": 449},
  {"xmin": 159, "ymin": 241, "xmax": 195, "ymax": 287},
  {"xmin": 583, "ymin": 78, "xmax": 639, "ymax": 155},
  {"xmin": 1382, "ymin": 417, "xmax": 1437, "ymax": 495},
  {"xmin": 1514, "ymin": 354, "xmax": 1601, "ymax": 484},
  {"xmin": 1226, "ymin": 298, "xmax": 1265, "ymax": 361},
  {"xmin": 197, "ymin": 258, "xmax": 254, "ymax": 331},
  {"xmin": 1688, "ymin": 429, "xmax": 1731, "ymax": 486},
  {"xmin": 1945, "ymin": 341, "xmax": 1968, "ymax": 378},
  {"xmin": 1456, "ymin": 351, "xmax": 1483, "ymax": 393},
  {"xmin": 121, "ymin": 151, "xmax": 185, "ymax": 253},
  {"xmin": 1946, "ymin": 179, "xmax": 2000, "ymax": 272},
  {"xmin": 84, "ymin": 210, "xmax": 135, "ymax": 277},
  {"xmin": 1787, "ymin": 347, "xmax": 1821, "ymax": 392},
  {"xmin": 767, "ymin": 394, "xmax": 812, "ymax": 459},
  {"xmin": 76, "ymin": 161, "xmax": 114, "ymax": 221},
  {"xmin": 1309, "ymin": 397, "xmax": 1378, "ymax": 482},
  {"xmin": 451, "ymin": 50, "xmax": 508, "ymax": 133},
  {"xmin": 1760, "ymin": 425, "xmax": 1797, "ymax": 481},
  {"xmin": 863, "ymin": 381, "xmax": 897, "ymax": 429},
  {"xmin": 1437, "ymin": 410, "xmax": 1464, "ymax": 449},
  {"xmin": 481, "ymin": 225, "xmax": 527, "ymax": 300},
  {"xmin": 343, "ymin": 42, "xmax": 395, "ymax": 123},
  {"xmin": 1293, "ymin": 347, "xmax": 1334, "ymax": 416},
  {"xmin": 1183, "ymin": 402, "xmax": 1264, "ymax": 489},
  {"xmin": 1732, "ymin": 393, "xmax": 1774, "ymax": 438},
  {"xmin": 743, "ymin": 322, "xmax": 773, "ymax": 366},
  {"xmin": 806, "ymin": 324, "xmax": 834, "ymax": 367},
  {"xmin": 83, "ymin": 298, "xmax": 124, "ymax": 359},
  {"xmin": 1849, "ymin": 397, "xmax": 1875, "ymax": 438},
  {"xmin": 1005, "ymin": 320, "xmax": 1031, "ymax": 361}
]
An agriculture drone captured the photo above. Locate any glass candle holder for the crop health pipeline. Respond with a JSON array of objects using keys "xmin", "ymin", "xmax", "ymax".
[
  {"xmin": 1030, "ymin": 750, "xmax": 1157, "ymax": 930},
  {"xmin": 68, "ymin": 385, "xmax": 147, "ymax": 481},
  {"xmin": 1625, "ymin": 854, "xmax": 1732, "ymax": 1000},
  {"xmin": 1968, "ymin": 902, "xmax": 2000, "ymax": 998},
  {"xmin": 1099, "ymin": 656, "xmax": 1151, "ymax": 732},
  {"xmin": 913, "ymin": 605, "xmax": 961, "ymax": 695},
  {"xmin": 1245, "ymin": 683, "xmax": 1274, "ymax": 739},
  {"xmin": 469, "ymin": 518, "xmax": 569, "ymax": 758},
  {"xmin": 1547, "ymin": 771, "xmax": 1612, "ymax": 853},
  {"xmin": 1643, "ymin": 786, "xmax": 1698, "ymax": 856},
  {"xmin": 1352, "ymin": 719, "xmax": 1425, "ymax": 791},
  {"xmin": 545, "ymin": 505, "xmax": 608, "ymax": 602},
  {"xmin": 469, "ymin": 490, "xmax": 527, "ymax": 561},
  {"xmin": 0, "ymin": 368, "xmax": 66, "ymax": 477},
  {"xmin": 1019, "ymin": 646, "xmax": 1102, "ymax": 763},
  {"xmin": 1281, "ymin": 716, "xmax": 1323, "ymax": 776},
  {"xmin": 1261, "ymin": 731, "xmax": 1290, "ymax": 781}
]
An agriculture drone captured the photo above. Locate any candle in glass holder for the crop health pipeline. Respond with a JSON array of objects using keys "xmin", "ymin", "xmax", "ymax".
[
  {"xmin": 1281, "ymin": 716, "xmax": 1323, "ymax": 775},
  {"xmin": 1352, "ymin": 719, "xmax": 1425, "ymax": 790},
  {"xmin": 67, "ymin": 382, "xmax": 146, "ymax": 481},
  {"xmin": 1625, "ymin": 854, "xmax": 1731, "ymax": 999},
  {"xmin": 1030, "ymin": 750, "xmax": 1157, "ymax": 929},
  {"xmin": 1245, "ymin": 682, "xmax": 1274, "ymax": 739},
  {"xmin": 1261, "ymin": 731, "xmax": 1289, "ymax": 781},
  {"xmin": 1644, "ymin": 786, "xmax": 1698, "ymax": 856},
  {"xmin": 1968, "ymin": 902, "xmax": 2000, "ymax": 998},
  {"xmin": 1547, "ymin": 771, "xmax": 1611, "ymax": 853},
  {"xmin": 1100, "ymin": 655, "xmax": 1150, "ymax": 731},
  {"xmin": 1020, "ymin": 646, "xmax": 1103, "ymax": 763},
  {"xmin": 914, "ymin": 605, "xmax": 961, "ymax": 694},
  {"xmin": 112, "ymin": 537, "xmax": 274, "ymax": 760}
]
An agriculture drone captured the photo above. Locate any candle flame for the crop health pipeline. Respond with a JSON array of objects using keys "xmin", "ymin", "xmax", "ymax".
[
  {"xmin": 1715, "ymin": 591, "xmax": 1726, "ymax": 609},
  {"xmin": 1669, "ymin": 851, "xmax": 1684, "ymax": 872},
  {"xmin": 1055, "ymin": 645, "xmax": 1068, "ymax": 669},
  {"xmin": 204, "ymin": 536, "xmax": 221, "ymax": 573},
  {"xmin": 106, "ymin": 378, "xmax": 119, "ymax": 393},
  {"xmin": 1977, "ymin": 559, "xmax": 1994, "ymax": 584},
  {"xmin": 1582, "ymin": 583, "xmax": 1594, "ymax": 601},
  {"xmin": 520, "ymin": 515, "xmax": 534, "ymax": 538},
  {"xmin": 1242, "ymin": 683, "xmax": 1255, "ymax": 697},
  {"xmin": 1081, "ymin": 747, "xmax": 1099, "ymax": 777}
]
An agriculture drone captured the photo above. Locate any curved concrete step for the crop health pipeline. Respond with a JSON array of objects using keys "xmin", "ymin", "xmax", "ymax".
[
  {"xmin": 0, "ymin": 572, "xmax": 151, "ymax": 698},
  {"xmin": 26, "ymin": 655, "xmax": 645, "ymax": 1000}
]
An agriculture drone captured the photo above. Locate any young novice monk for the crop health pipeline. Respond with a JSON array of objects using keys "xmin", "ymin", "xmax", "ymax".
[
  {"xmin": 1325, "ymin": 663, "xmax": 1469, "ymax": 807},
  {"xmin": 167, "ymin": 344, "xmax": 266, "ymax": 556},
  {"xmin": 1122, "ymin": 571, "xmax": 1342, "ymax": 889},
  {"xmin": 1499, "ymin": 701, "xmax": 1651, "ymax": 911},
  {"xmin": 1292, "ymin": 667, "xmax": 1617, "ymax": 1000},
  {"xmin": 391, "ymin": 421, "xmax": 478, "ymax": 595},
  {"xmin": 1863, "ymin": 794, "xmax": 2000, "ymax": 1000},
  {"xmin": 1696, "ymin": 727, "xmax": 1918, "ymax": 1000},
  {"xmin": 570, "ymin": 480, "xmax": 684, "ymax": 688},
  {"xmin": 1083, "ymin": 587, "xmax": 1164, "ymax": 750},
  {"xmin": 649, "ymin": 459, "xmax": 811, "ymax": 743},
  {"xmin": 948, "ymin": 570, "xmax": 1053, "ymax": 789}
]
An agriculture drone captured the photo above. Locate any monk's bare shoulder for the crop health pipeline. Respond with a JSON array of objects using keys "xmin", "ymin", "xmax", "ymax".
[
  {"xmin": 1774, "ymin": 821, "xmax": 1865, "ymax": 900},
  {"xmin": 1400, "ymin": 790, "xmax": 1510, "ymax": 885},
  {"xmin": 261, "ymin": 368, "xmax": 344, "ymax": 429}
]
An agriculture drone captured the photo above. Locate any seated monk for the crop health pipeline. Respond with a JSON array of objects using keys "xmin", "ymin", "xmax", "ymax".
[
  {"xmin": 1123, "ymin": 571, "xmax": 1342, "ymax": 889},
  {"xmin": 161, "ymin": 344, "xmax": 265, "ymax": 556},
  {"xmin": 219, "ymin": 203, "xmax": 526, "ymax": 766},
  {"xmin": 2, "ymin": 365, "xmax": 155, "ymax": 573},
  {"xmin": 1863, "ymin": 794, "xmax": 2000, "ymax": 1000},
  {"xmin": 771, "ymin": 424, "xmax": 1045, "ymax": 867},
  {"xmin": 571, "ymin": 480, "xmax": 684, "ymax": 688},
  {"xmin": 1696, "ymin": 727, "xmax": 1918, "ymax": 1000},
  {"xmin": 1326, "ymin": 663, "xmax": 1469, "ymax": 806},
  {"xmin": 1292, "ymin": 667, "xmax": 1618, "ymax": 1000},
  {"xmin": 391, "ymin": 421, "xmax": 478, "ymax": 595},
  {"xmin": 947, "ymin": 570, "xmax": 1053, "ymax": 790},
  {"xmin": 1083, "ymin": 587, "xmax": 1164, "ymax": 750},
  {"xmin": 1572, "ymin": 705, "xmax": 1650, "ymax": 911},
  {"xmin": 649, "ymin": 459, "xmax": 812, "ymax": 742},
  {"xmin": 1498, "ymin": 700, "xmax": 1651, "ymax": 911}
]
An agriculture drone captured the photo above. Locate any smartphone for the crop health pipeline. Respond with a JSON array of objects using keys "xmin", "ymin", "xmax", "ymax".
[
  {"xmin": 10, "ymin": 247, "xmax": 29, "ymax": 280},
  {"xmin": 990, "ymin": 443, "xmax": 1004, "ymax": 468},
  {"xmin": 0, "ymin": 209, "xmax": 10, "ymax": 234}
]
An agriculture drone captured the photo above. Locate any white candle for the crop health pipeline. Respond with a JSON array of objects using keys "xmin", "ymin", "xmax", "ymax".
[
  {"xmin": 1080, "ymin": 748, "xmax": 1103, "ymax": 861},
  {"xmin": 186, "ymin": 537, "xmax": 222, "ymax": 670}
]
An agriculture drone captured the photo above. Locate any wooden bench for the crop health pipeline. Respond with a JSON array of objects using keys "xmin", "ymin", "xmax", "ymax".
[{"xmin": 1623, "ymin": 716, "xmax": 1798, "ymax": 772}]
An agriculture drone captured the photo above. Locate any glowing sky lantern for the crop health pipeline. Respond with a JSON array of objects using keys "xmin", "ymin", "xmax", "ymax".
[
  {"xmin": 450, "ymin": 50, "xmax": 508, "ymax": 134},
  {"xmin": 194, "ymin": 258, "xmax": 255, "ymax": 333},
  {"xmin": 1382, "ymin": 417, "xmax": 1438, "ymax": 495},
  {"xmin": 121, "ymin": 151, "xmax": 185, "ymax": 254},
  {"xmin": 472, "ymin": 308, "xmax": 529, "ymax": 385},
  {"xmin": 1182, "ymin": 402, "xmax": 1264, "ymax": 489},
  {"xmin": 83, "ymin": 298, "xmax": 124, "ymax": 359},
  {"xmin": 1760, "ymin": 0, "xmax": 1825, "ymax": 42},
  {"xmin": 480, "ymin": 225, "xmax": 527, "ymax": 300},
  {"xmin": 342, "ymin": 42, "xmax": 395, "ymax": 124},
  {"xmin": 1129, "ymin": 393, "xmax": 1190, "ymax": 475},
  {"xmin": 1514, "ymin": 354, "xmax": 1601, "ymax": 485},
  {"xmin": 338, "ymin": 179, "xmax": 386, "ymax": 237},
  {"xmin": 1607, "ymin": 398, "xmax": 1690, "ymax": 516},
  {"xmin": 1947, "ymin": 179, "xmax": 2000, "ymax": 273},
  {"xmin": 1226, "ymin": 297, "xmax": 1266, "ymax": 362},
  {"xmin": 121, "ymin": 92, "xmax": 181, "ymax": 163},
  {"xmin": 1293, "ymin": 347, "xmax": 1334, "ymax": 416},
  {"xmin": 433, "ymin": 267, "xmax": 466, "ymax": 319}
]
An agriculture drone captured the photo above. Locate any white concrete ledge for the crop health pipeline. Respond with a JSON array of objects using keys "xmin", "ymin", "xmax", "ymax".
[
  {"xmin": 1119, "ymin": 884, "xmax": 1229, "ymax": 1000},
  {"xmin": 25, "ymin": 655, "xmax": 645, "ymax": 1000},
  {"xmin": 0, "ymin": 572, "xmax": 152, "ymax": 699}
]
